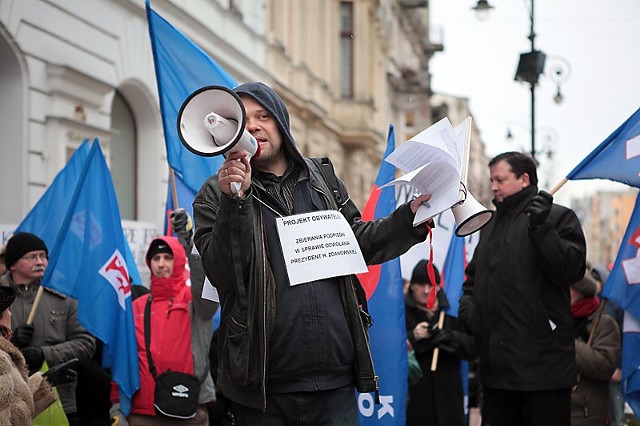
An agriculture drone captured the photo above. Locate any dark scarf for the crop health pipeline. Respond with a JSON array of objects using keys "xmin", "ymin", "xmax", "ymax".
[
  {"xmin": 572, "ymin": 296, "xmax": 600, "ymax": 341},
  {"xmin": 571, "ymin": 296, "xmax": 600, "ymax": 319}
]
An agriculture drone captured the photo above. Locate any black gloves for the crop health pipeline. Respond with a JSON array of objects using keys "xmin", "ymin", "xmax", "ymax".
[
  {"xmin": 170, "ymin": 208, "xmax": 194, "ymax": 252},
  {"xmin": 43, "ymin": 358, "xmax": 79, "ymax": 387},
  {"xmin": 11, "ymin": 324, "xmax": 34, "ymax": 349},
  {"xmin": 526, "ymin": 190, "xmax": 553, "ymax": 230},
  {"xmin": 22, "ymin": 346, "xmax": 45, "ymax": 375},
  {"xmin": 430, "ymin": 328, "xmax": 459, "ymax": 354}
]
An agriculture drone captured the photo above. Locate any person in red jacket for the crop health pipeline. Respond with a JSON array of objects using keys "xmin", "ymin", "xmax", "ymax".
[{"xmin": 111, "ymin": 236, "xmax": 217, "ymax": 426}]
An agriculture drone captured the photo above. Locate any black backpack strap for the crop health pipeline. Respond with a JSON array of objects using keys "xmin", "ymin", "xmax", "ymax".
[
  {"xmin": 144, "ymin": 295, "xmax": 159, "ymax": 378},
  {"xmin": 144, "ymin": 295, "xmax": 209, "ymax": 382},
  {"xmin": 308, "ymin": 157, "xmax": 371, "ymax": 325},
  {"xmin": 308, "ymin": 157, "xmax": 361, "ymax": 222},
  {"xmin": 309, "ymin": 157, "xmax": 348, "ymax": 207}
]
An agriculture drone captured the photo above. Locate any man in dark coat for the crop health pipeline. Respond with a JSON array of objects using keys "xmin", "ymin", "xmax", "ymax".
[
  {"xmin": 193, "ymin": 82, "xmax": 432, "ymax": 424},
  {"xmin": 459, "ymin": 152, "xmax": 587, "ymax": 426}
]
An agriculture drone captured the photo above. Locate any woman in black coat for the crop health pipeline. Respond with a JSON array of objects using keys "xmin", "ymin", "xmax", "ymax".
[{"xmin": 405, "ymin": 260, "xmax": 474, "ymax": 426}]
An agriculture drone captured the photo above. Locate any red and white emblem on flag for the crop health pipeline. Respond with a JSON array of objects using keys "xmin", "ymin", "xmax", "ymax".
[
  {"xmin": 99, "ymin": 249, "xmax": 132, "ymax": 310},
  {"xmin": 622, "ymin": 227, "xmax": 640, "ymax": 286}
]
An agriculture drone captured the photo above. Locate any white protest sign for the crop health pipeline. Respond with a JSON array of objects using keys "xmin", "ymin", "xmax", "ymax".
[
  {"xmin": 276, "ymin": 210, "xmax": 368, "ymax": 285},
  {"xmin": 202, "ymin": 277, "xmax": 220, "ymax": 303}
]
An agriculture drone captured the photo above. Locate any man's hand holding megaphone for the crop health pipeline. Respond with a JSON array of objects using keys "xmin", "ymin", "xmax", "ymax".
[{"xmin": 219, "ymin": 149, "xmax": 252, "ymax": 198}]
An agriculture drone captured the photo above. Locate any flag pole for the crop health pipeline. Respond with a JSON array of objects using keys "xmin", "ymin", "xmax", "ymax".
[
  {"xmin": 430, "ymin": 310, "xmax": 446, "ymax": 371},
  {"xmin": 26, "ymin": 286, "xmax": 44, "ymax": 325},
  {"xmin": 169, "ymin": 168, "xmax": 180, "ymax": 209},
  {"xmin": 548, "ymin": 177, "xmax": 568, "ymax": 196}
]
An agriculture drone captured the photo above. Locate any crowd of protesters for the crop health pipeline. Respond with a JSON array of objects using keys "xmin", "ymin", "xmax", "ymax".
[{"xmin": 0, "ymin": 82, "xmax": 632, "ymax": 426}]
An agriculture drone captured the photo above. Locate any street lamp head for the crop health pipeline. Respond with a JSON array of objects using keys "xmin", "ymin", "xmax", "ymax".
[
  {"xmin": 515, "ymin": 51, "xmax": 547, "ymax": 85},
  {"xmin": 553, "ymin": 86, "xmax": 564, "ymax": 104},
  {"xmin": 472, "ymin": 0, "xmax": 494, "ymax": 21}
]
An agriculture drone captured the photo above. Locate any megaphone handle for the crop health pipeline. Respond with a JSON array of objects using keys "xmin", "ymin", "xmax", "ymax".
[{"xmin": 231, "ymin": 181, "xmax": 241, "ymax": 194}]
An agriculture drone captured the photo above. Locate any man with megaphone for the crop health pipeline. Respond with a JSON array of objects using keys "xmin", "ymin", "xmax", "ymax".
[{"xmin": 189, "ymin": 81, "xmax": 433, "ymax": 425}]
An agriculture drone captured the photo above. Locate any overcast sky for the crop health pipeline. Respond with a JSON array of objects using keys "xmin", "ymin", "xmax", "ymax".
[{"xmin": 429, "ymin": 0, "xmax": 640, "ymax": 204}]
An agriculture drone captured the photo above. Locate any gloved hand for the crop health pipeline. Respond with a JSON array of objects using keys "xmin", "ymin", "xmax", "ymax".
[
  {"xmin": 526, "ymin": 190, "xmax": 553, "ymax": 230},
  {"xmin": 431, "ymin": 328, "xmax": 451, "ymax": 346},
  {"xmin": 431, "ymin": 329, "xmax": 458, "ymax": 354},
  {"xmin": 170, "ymin": 208, "xmax": 194, "ymax": 252},
  {"xmin": 43, "ymin": 358, "xmax": 79, "ymax": 387},
  {"xmin": 21, "ymin": 346, "xmax": 44, "ymax": 375},
  {"xmin": 170, "ymin": 208, "xmax": 193, "ymax": 235},
  {"xmin": 110, "ymin": 403, "xmax": 130, "ymax": 426},
  {"xmin": 11, "ymin": 324, "xmax": 34, "ymax": 349}
]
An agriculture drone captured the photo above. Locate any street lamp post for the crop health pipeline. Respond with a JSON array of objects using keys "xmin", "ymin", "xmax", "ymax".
[
  {"xmin": 472, "ymin": 0, "xmax": 568, "ymax": 163},
  {"xmin": 512, "ymin": 0, "xmax": 544, "ymax": 160}
]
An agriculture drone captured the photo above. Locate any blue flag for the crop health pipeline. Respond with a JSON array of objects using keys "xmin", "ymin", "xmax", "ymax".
[
  {"xmin": 15, "ymin": 140, "xmax": 141, "ymax": 285},
  {"xmin": 16, "ymin": 140, "xmax": 90, "ymax": 236},
  {"xmin": 601, "ymin": 194, "xmax": 640, "ymax": 319},
  {"xmin": 356, "ymin": 125, "xmax": 407, "ymax": 425},
  {"xmin": 567, "ymin": 106, "xmax": 640, "ymax": 187},
  {"xmin": 442, "ymin": 230, "xmax": 466, "ymax": 318},
  {"xmin": 146, "ymin": 0, "xmax": 236, "ymax": 196},
  {"xmin": 602, "ymin": 194, "xmax": 640, "ymax": 417},
  {"xmin": 42, "ymin": 140, "xmax": 140, "ymax": 415}
]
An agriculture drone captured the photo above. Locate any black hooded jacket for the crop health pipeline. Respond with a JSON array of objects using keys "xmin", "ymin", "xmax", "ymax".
[
  {"xmin": 193, "ymin": 82, "xmax": 428, "ymax": 409},
  {"xmin": 459, "ymin": 184, "xmax": 587, "ymax": 391}
]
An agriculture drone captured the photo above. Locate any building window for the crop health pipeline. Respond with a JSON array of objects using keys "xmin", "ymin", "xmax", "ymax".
[
  {"xmin": 405, "ymin": 112, "xmax": 415, "ymax": 127},
  {"xmin": 340, "ymin": 1, "xmax": 354, "ymax": 98},
  {"xmin": 110, "ymin": 91, "xmax": 137, "ymax": 220}
]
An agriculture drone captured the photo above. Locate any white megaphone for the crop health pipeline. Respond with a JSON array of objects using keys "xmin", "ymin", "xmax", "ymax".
[
  {"xmin": 177, "ymin": 85, "xmax": 260, "ymax": 194},
  {"xmin": 451, "ymin": 185, "xmax": 494, "ymax": 237},
  {"xmin": 450, "ymin": 116, "xmax": 493, "ymax": 237}
]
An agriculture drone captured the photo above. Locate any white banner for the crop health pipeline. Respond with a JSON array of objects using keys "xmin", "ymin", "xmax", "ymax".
[{"xmin": 276, "ymin": 210, "xmax": 368, "ymax": 285}]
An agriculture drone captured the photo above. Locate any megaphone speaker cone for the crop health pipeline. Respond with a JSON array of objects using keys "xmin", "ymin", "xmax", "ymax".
[
  {"xmin": 177, "ymin": 85, "xmax": 258, "ymax": 159},
  {"xmin": 452, "ymin": 192, "xmax": 494, "ymax": 237},
  {"xmin": 454, "ymin": 210, "xmax": 494, "ymax": 237}
]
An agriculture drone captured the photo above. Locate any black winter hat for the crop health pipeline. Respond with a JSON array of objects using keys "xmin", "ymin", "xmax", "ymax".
[
  {"xmin": 145, "ymin": 239, "xmax": 173, "ymax": 266},
  {"xmin": 4, "ymin": 232, "xmax": 48, "ymax": 269},
  {"xmin": 410, "ymin": 260, "xmax": 441, "ymax": 285}
]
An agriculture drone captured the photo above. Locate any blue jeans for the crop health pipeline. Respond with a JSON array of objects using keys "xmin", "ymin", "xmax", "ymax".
[{"xmin": 232, "ymin": 385, "xmax": 358, "ymax": 426}]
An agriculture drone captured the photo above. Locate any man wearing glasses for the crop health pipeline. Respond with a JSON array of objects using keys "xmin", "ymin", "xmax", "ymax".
[{"xmin": 0, "ymin": 232, "xmax": 95, "ymax": 426}]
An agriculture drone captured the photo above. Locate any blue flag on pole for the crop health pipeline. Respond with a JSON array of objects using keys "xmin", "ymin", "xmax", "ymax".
[
  {"xmin": 15, "ymin": 140, "xmax": 141, "ymax": 285},
  {"xmin": 601, "ymin": 194, "xmax": 640, "ymax": 319},
  {"xmin": 42, "ymin": 140, "xmax": 140, "ymax": 415},
  {"xmin": 146, "ymin": 0, "xmax": 236, "ymax": 196},
  {"xmin": 601, "ymin": 194, "xmax": 640, "ymax": 417},
  {"xmin": 356, "ymin": 125, "xmax": 407, "ymax": 425},
  {"xmin": 442, "ymin": 231, "xmax": 466, "ymax": 318},
  {"xmin": 566, "ymin": 106, "xmax": 640, "ymax": 188}
]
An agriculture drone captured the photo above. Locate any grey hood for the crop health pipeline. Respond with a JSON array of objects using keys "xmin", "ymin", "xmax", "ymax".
[{"xmin": 234, "ymin": 82, "xmax": 306, "ymax": 168}]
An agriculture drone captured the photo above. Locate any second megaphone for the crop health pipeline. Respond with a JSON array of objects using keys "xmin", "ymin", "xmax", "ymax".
[{"xmin": 177, "ymin": 85, "xmax": 260, "ymax": 193}]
